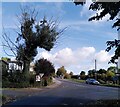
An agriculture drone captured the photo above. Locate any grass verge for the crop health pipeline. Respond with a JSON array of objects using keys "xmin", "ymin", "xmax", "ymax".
[
  {"xmin": 70, "ymin": 79, "xmax": 120, "ymax": 88},
  {"xmin": 69, "ymin": 79, "xmax": 85, "ymax": 83}
]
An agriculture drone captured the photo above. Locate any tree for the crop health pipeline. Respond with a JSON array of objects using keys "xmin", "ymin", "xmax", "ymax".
[
  {"xmin": 56, "ymin": 66, "xmax": 67, "ymax": 76},
  {"xmin": 74, "ymin": 1, "xmax": 120, "ymax": 63},
  {"xmin": 1, "ymin": 57, "xmax": 11, "ymax": 62},
  {"xmin": 2, "ymin": 7, "xmax": 63, "ymax": 79},
  {"xmin": 64, "ymin": 73, "xmax": 71, "ymax": 79},
  {"xmin": 88, "ymin": 69, "xmax": 96, "ymax": 78},
  {"xmin": 34, "ymin": 58, "xmax": 55, "ymax": 76},
  {"xmin": 97, "ymin": 69, "xmax": 107, "ymax": 74},
  {"xmin": 106, "ymin": 70, "xmax": 115, "ymax": 81},
  {"xmin": 107, "ymin": 66, "xmax": 116, "ymax": 73},
  {"xmin": 80, "ymin": 71, "xmax": 86, "ymax": 80},
  {"xmin": 80, "ymin": 71, "xmax": 85, "ymax": 75},
  {"xmin": 69, "ymin": 71, "xmax": 73, "ymax": 76}
]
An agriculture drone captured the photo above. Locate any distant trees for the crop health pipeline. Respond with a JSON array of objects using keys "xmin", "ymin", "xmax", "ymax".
[
  {"xmin": 56, "ymin": 66, "xmax": 71, "ymax": 79},
  {"xmin": 64, "ymin": 73, "xmax": 71, "ymax": 79},
  {"xmin": 86, "ymin": 67, "xmax": 117, "ymax": 84},
  {"xmin": 69, "ymin": 71, "xmax": 73, "ymax": 76},
  {"xmin": 74, "ymin": 1, "xmax": 120, "ymax": 63},
  {"xmin": 107, "ymin": 66, "xmax": 116, "ymax": 73},
  {"xmin": 97, "ymin": 69, "xmax": 107, "ymax": 74},
  {"xmin": 56, "ymin": 66, "xmax": 67, "ymax": 77},
  {"xmin": 88, "ymin": 69, "xmax": 96, "ymax": 78}
]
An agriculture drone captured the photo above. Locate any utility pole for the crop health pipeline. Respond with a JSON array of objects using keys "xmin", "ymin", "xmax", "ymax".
[{"xmin": 95, "ymin": 59, "xmax": 97, "ymax": 80}]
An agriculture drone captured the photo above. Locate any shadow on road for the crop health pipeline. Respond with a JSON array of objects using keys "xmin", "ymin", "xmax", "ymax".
[{"xmin": 2, "ymin": 96, "xmax": 119, "ymax": 107}]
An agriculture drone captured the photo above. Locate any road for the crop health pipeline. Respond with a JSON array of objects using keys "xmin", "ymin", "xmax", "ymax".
[{"xmin": 3, "ymin": 79, "xmax": 119, "ymax": 106}]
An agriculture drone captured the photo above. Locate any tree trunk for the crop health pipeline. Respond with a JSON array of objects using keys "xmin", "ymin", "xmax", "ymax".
[{"xmin": 23, "ymin": 60, "xmax": 30, "ymax": 79}]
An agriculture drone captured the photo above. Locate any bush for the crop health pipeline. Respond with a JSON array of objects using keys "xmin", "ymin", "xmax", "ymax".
[
  {"xmin": 98, "ymin": 79, "xmax": 106, "ymax": 84},
  {"xmin": 2, "ymin": 80, "xmax": 29, "ymax": 88},
  {"xmin": 64, "ymin": 73, "xmax": 71, "ymax": 79},
  {"xmin": 29, "ymin": 74, "xmax": 35, "ymax": 86}
]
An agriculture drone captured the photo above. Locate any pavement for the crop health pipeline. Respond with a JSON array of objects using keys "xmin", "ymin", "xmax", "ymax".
[{"xmin": 2, "ymin": 78, "xmax": 119, "ymax": 106}]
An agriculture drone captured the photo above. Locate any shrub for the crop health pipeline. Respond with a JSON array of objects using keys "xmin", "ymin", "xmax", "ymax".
[
  {"xmin": 98, "ymin": 79, "xmax": 106, "ymax": 84},
  {"xmin": 64, "ymin": 73, "xmax": 71, "ymax": 79}
]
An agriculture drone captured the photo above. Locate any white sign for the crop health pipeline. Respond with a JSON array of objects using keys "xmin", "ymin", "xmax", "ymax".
[{"xmin": 36, "ymin": 75, "xmax": 41, "ymax": 82}]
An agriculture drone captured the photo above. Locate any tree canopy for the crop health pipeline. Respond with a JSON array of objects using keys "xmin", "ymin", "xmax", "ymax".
[
  {"xmin": 74, "ymin": 1, "xmax": 120, "ymax": 63},
  {"xmin": 34, "ymin": 58, "xmax": 55, "ymax": 76},
  {"xmin": 56, "ymin": 66, "xmax": 67, "ymax": 76},
  {"xmin": 80, "ymin": 71, "xmax": 86, "ymax": 75}
]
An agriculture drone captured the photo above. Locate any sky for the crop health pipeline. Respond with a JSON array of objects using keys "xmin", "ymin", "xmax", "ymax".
[{"xmin": 1, "ymin": 1, "xmax": 119, "ymax": 75}]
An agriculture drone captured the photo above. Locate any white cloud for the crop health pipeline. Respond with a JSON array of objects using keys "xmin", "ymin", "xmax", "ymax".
[
  {"xmin": 36, "ymin": 47, "xmax": 96, "ymax": 66},
  {"xmin": 35, "ymin": 47, "xmax": 113, "ymax": 74},
  {"xmin": 80, "ymin": 0, "xmax": 93, "ymax": 17},
  {"xmin": 95, "ymin": 50, "xmax": 112, "ymax": 63}
]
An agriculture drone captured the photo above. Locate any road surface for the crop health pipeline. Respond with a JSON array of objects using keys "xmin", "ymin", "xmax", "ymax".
[{"xmin": 3, "ymin": 79, "xmax": 119, "ymax": 106}]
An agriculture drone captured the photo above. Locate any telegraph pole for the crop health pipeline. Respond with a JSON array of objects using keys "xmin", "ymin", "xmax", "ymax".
[{"xmin": 95, "ymin": 59, "xmax": 97, "ymax": 80}]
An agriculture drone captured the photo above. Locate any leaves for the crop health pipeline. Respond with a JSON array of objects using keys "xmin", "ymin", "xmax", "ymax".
[
  {"xmin": 74, "ymin": 1, "xmax": 120, "ymax": 63},
  {"xmin": 34, "ymin": 58, "xmax": 55, "ymax": 76}
]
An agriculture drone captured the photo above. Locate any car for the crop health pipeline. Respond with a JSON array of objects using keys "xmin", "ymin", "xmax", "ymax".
[{"xmin": 86, "ymin": 78, "xmax": 100, "ymax": 85}]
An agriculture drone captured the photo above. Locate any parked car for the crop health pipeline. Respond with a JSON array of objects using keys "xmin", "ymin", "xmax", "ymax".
[{"xmin": 86, "ymin": 78, "xmax": 100, "ymax": 85}]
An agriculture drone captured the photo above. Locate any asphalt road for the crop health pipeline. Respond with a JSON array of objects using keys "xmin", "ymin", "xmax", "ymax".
[{"xmin": 3, "ymin": 79, "xmax": 119, "ymax": 106}]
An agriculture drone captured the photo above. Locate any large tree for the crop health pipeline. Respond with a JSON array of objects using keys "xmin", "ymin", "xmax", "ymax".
[
  {"xmin": 2, "ymin": 7, "xmax": 63, "ymax": 78},
  {"xmin": 74, "ymin": 0, "xmax": 120, "ymax": 63}
]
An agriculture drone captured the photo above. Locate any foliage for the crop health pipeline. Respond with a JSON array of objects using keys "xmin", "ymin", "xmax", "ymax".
[
  {"xmin": 107, "ymin": 66, "xmax": 116, "ymax": 73},
  {"xmin": 42, "ymin": 76, "xmax": 53, "ymax": 86},
  {"xmin": 80, "ymin": 71, "xmax": 85, "ymax": 75},
  {"xmin": 97, "ymin": 69, "xmax": 107, "ymax": 74},
  {"xmin": 34, "ymin": 58, "xmax": 55, "ymax": 76},
  {"xmin": 56, "ymin": 66, "xmax": 67, "ymax": 76},
  {"xmin": 2, "ymin": 7, "xmax": 63, "ymax": 80},
  {"xmin": 106, "ymin": 71, "xmax": 115, "ymax": 78},
  {"xmin": 2, "ymin": 70, "xmax": 30, "ymax": 88},
  {"xmin": 64, "ymin": 73, "xmax": 71, "ymax": 79},
  {"xmin": 88, "ymin": 69, "xmax": 96, "ymax": 77},
  {"xmin": 69, "ymin": 71, "xmax": 73, "ymax": 76},
  {"xmin": 1, "ymin": 57, "xmax": 11, "ymax": 62},
  {"xmin": 74, "ymin": 1, "xmax": 120, "ymax": 63},
  {"xmin": 1, "ymin": 62, "xmax": 8, "ymax": 77},
  {"xmin": 80, "ymin": 71, "xmax": 86, "ymax": 80}
]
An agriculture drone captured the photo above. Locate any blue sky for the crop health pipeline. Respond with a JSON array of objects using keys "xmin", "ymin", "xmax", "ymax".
[{"xmin": 1, "ymin": 1, "xmax": 118, "ymax": 74}]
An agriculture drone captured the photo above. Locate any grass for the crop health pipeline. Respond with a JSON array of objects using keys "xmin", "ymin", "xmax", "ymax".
[
  {"xmin": 69, "ymin": 78, "xmax": 85, "ymax": 83},
  {"xmin": 100, "ymin": 83, "xmax": 120, "ymax": 88},
  {"xmin": 69, "ymin": 78, "xmax": 120, "ymax": 88}
]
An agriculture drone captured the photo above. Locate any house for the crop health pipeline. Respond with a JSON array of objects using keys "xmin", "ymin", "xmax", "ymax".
[{"xmin": 8, "ymin": 60, "xmax": 23, "ymax": 72}]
